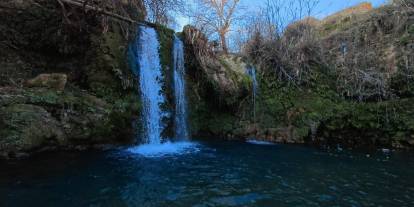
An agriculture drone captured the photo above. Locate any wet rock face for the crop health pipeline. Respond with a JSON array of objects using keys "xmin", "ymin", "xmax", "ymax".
[
  {"xmin": 0, "ymin": 87, "xmax": 131, "ymax": 159},
  {"xmin": 181, "ymin": 26, "xmax": 254, "ymax": 138},
  {"xmin": 182, "ymin": 26, "xmax": 249, "ymax": 102},
  {"xmin": 0, "ymin": 0, "xmax": 144, "ymax": 158}
]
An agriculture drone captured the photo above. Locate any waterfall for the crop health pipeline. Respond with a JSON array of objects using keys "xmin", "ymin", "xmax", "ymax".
[
  {"xmin": 247, "ymin": 66, "xmax": 258, "ymax": 122},
  {"xmin": 127, "ymin": 27, "xmax": 198, "ymax": 157},
  {"xmin": 130, "ymin": 26, "xmax": 165, "ymax": 144},
  {"xmin": 173, "ymin": 35, "xmax": 189, "ymax": 140}
]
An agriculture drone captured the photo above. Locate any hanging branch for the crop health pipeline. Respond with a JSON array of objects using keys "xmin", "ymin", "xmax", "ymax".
[{"xmin": 57, "ymin": 0, "xmax": 147, "ymax": 25}]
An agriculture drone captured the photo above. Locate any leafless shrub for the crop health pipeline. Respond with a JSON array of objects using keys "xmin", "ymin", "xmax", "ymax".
[
  {"xmin": 242, "ymin": 0, "xmax": 321, "ymax": 84},
  {"xmin": 243, "ymin": 1, "xmax": 412, "ymax": 101},
  {"xmin": 391, "ymin": 0, "xmax": 414, "ymax": 10},
  {"xmin": 143, "ymin": 0, "xmax": 187, "ymax": 27},
  {"xmin": 57, "ymin": 0, "xmax": 146, "ymax": 38}
]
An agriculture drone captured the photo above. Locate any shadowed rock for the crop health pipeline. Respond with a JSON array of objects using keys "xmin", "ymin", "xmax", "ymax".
[{"xmin": 26, "ymin": 73, "xmax": 67, "ymax": 91}]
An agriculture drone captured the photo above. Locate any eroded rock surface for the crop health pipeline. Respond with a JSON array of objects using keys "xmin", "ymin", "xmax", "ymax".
[
  {"xmin": 0, "ymin": 0, "xmax": 144, "ymax": 158},
  {"xmin": 0, "ymin": 87, "xmax": 134, "ymax": 158}
]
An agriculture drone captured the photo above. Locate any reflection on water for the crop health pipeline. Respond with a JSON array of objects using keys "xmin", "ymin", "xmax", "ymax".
[{"xmin": 1, "ymin": 141, "xmax": 414, "ymax": 207}]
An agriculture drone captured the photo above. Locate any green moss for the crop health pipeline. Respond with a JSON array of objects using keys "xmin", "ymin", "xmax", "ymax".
[
  {"xmin": 408, "ymin": 24, "xmax": 414, "ymax": 34},
  {"xmin": 254, "ymin": 64, "xmax": 414, "ymax": 147},
  {"xmin": 155, "ymin": 24, "xmax": 175, "ymax": 72},
  {"xmin": 26, "ymin": 89, "xmax": 61, "ymax": 105},
  {"xmin": 86, "ymin": 22, "xmax": 137, "ymax": 102},
  {"xmin": 206, "ymin": 113, "xmax": 238, "ymax": 135},
  {"xmin": 78, "ymin": 22, "xmax": 141, "ymax": 138},
  {"xmin": 152, "ymin": 24, "xmax": 176, "ymax": 137},
  {"xmin": 27, "ymin": 87, "xmax": 139, "ymax": 139},
  {"xmin": 241, "ymin": 75, "xmax": 253, "ymax": 92},
  {"xmin": 321, "ymin": 99, "xmax": 414, "ymax": 142},
  {"xmin": 399, "ymin": 34, "xmax": 411, "ymax": 45},
  {"xmin": 323, "ymin": 23, "xmax": 340, "ymax": 33},
  {"xmin": 187, "ymin": 89, "xmax": 238, "ymax": 136},
  {"xmin": 218, "ymin": 57, "xmax": 232, "ymax": 71},
  {"xmin": 390, "ymin": 62, "xmax": 414, "ymax": 97}
]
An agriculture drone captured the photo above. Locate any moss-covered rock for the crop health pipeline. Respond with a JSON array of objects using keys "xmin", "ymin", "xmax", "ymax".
[
  {"xmin": 181, "ymin": 26, "xmax": 253, "ymax": 138},
  {"xmin": 0, "ymin": 0, "xmax": 145, "ymax": 158},
  {"xmin": 249, "ymin": 68, "xmax": 414, "ymax": 149},
  {"xmin": 0, "ymin": 104, "xmax": 65, "ymax": 157},
  {"xmin": 183, "ymin": 26, "xmax": 250, "ymax": 106},
  {"xmin": 0, "ymin": 86, "xmax": 138, "ymax": 158},
  {"xmin": 155, "ymin": 24, "xmax": 176, "ymax": 138}
]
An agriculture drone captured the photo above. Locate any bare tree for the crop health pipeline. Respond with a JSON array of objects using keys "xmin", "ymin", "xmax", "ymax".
[
  {"xmin": 242, "ymin": 0, "xmax": 406, "ymax": 101},
  {"xmin": 242, "ymin": 0, "xmax": 321, "ymax": 84},
  {"xmin": 143, "ymin": 0, "xmax": 187, "ymax": 26},
  {"xmin": 391, "ymin": 0, "xmax": 414, "ymax": 10},
  {"xmin": 190, "ymin": 0, "xmax": 243, "ymax": 54}
]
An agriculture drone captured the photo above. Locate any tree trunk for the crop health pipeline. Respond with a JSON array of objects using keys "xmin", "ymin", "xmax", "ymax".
[{"xmin": 219, "ymin": 32, "xmax": 229, "ymax": 54}]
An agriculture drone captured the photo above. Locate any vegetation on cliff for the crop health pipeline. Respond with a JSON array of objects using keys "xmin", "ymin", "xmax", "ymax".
[
  {"xmin": 176, "ymin": 2, "xmax": 414, "ymax": 150},
  {"xmin": 241, "ymin": 2, "xmax": 414, "ymax": 149},
  {"xmin": 0, "ymin": 0, "xmax": 145, "ymax": 158}
]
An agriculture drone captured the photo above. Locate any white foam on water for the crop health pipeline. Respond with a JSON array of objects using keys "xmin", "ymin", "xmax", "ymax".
[
  {"xmin": 127, "ymin": 142, "xmax": 200, "ymax": 158},
  {"xmin": 246, "ymin": 140, "xmax": 276, "ymax": 145}
]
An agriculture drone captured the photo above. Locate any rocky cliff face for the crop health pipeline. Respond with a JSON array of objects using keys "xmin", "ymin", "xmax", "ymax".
[
  {"xmin": 178, "ymin": 3, "xmax": 414, "ymax": 150},
  {"xmin": 243, "ymin": 3, "xmax": 414, "ymax": 149},
  {"xmin": 182, "ymin": 26, "xmax": 252, "ymax": 138},
  {"xmin": 0, "ymin": 0, "xmax": 145, "ymax": 158},
  {"xmin": 1, "ymin": 1, "xmax": 412, "ymax": 157},
  {"xmin": 182, "ymin": 26, "xmax": 250, "ymax": 103}
]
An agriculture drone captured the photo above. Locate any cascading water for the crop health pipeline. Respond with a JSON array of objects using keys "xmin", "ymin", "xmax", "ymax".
[
  {"xmin": 247, "ymin": 66, "xmax": 258, "ymax": 122},
  {"xmin": 173, "ymin": 35, "xmax": 189, "ymax": 140},
  {"xmin": 127, "ymin": 27, "xmax": 198, "ymax": 157},
  {"xmin": 130, "ymin": 26, "xmax": 165, "ymax": 145},
  {"xmin": 246, "ymin": 66, "xmax": 261, "ymax": 143}
]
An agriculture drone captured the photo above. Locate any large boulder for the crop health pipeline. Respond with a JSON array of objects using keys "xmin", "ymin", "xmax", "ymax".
[
  {"xmin": 0, "ymin": 86, "xmax": 138, "ymax": 159},
  {"xmin": 26, "ymin": 73, "xmax": 67, "ymax": 91},
  {"xmin": 0, "ymin": 104, "xmax": 66, "ymax": 157}
]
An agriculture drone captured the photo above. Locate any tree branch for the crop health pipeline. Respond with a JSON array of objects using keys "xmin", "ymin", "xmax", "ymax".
[{"xmin": 58, "ymin": 0, "xmax": 147, "ymax": 25}]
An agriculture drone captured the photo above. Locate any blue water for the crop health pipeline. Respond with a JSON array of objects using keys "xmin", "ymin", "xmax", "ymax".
[
  {"xmin": 173, "ymin": 36, "xmax": 190, "ymax": 140},
  {"xmin": 129, "ymin": 26, "xmax": 166, "ymax": 144},
  {"xmin": 1, "ymin": 141, "xmax": 414, "ymax": 207}
]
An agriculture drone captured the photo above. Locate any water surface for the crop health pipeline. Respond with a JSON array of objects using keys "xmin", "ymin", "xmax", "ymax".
[{"xmin": 1, "ymin": 141, "xmax": 414, "ymax": 207}]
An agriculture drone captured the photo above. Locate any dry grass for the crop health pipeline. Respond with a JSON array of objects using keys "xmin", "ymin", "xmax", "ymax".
[
  {"xmin": 321, "ymin": 2, "xmax": 373, "ymax": 25},
  {"xmin": 244, "ymin": 2, "xmax": 414, "ymax": 101}
]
